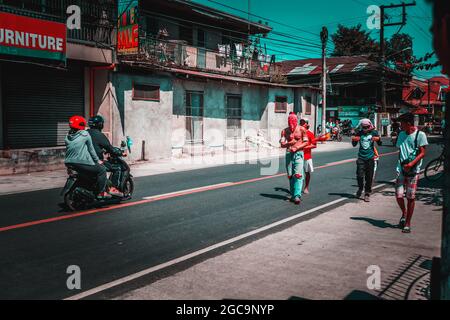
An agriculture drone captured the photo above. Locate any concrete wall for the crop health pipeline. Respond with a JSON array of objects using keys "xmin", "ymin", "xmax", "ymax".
[
  {"xmin": 297, "ymin": 88, "xmax": 318, "ymax": 132},
  {"xmin": 172, "ymin": 79, "xmax": 270, "ymax": 150},
  {"xmin": 112, "ymin": 71, "xmax": 173, "ymax": 162},
  {"xmin": 266, "ymin": 87, "xmax": 295, "ymax": 144}
]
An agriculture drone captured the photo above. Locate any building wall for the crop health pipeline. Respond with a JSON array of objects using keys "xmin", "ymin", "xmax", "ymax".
[
  {"xmin": 266, "ymin": 87, "xmax": 295, "ymax": 144},
  {"xmin": 112, "ymin": 71, "xmax": 173, "ymax": 162},
  {"xmin": 297, "ymin": 88, "xmax": 318, "ymax": 132},
  {"xmin": 172, "ymin": 79, "xmax": 270, "ymax": 151}
]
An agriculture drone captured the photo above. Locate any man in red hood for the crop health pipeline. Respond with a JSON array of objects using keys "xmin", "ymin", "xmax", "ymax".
[{"xmin": 280, "ymin": 113, "xmax": 309, "ymax": 204}]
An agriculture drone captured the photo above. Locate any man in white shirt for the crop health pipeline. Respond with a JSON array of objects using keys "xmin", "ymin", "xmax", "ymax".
[{"xmin": 395, "ymin": 113, "xmax": 428, "ymax": 233}]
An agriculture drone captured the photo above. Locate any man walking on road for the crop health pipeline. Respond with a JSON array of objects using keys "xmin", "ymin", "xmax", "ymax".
[
  {"xmin": 395, "ymin": 113, "xmax": 428, "ymax": 234},
  {"xmin": 280, "ymin": 113, "xmax": 309, "ymax": 205},
  {"xmin": 300, "ymin": 119, "xmax": 317, "ymax": 194},
  {"xmin": 351, "ymin": 119, "xmax": 381, "ymax": 202}
]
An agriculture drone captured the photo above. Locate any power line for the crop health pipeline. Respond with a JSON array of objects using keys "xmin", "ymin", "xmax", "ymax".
[
  {"xmin": 409, "ymin": 19, "xmax": 433, "ymax": 41},
  {"xmin": 203, "ymin": 0, "xmax": 334, "ymax": 46},
  {"xmin": 141, "ymin": 9, "xmax": 328, "ymax": 57}
]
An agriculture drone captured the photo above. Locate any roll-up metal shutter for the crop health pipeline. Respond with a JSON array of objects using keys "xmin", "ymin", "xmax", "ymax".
[{"xmin": 3, "ymin": 62, "xmax": 84, "ymax": 149}]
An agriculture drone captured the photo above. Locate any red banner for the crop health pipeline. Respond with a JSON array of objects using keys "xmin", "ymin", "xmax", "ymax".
[{"xmin": 0, "ymin": 12, "xmax": 66, "ymax": 60}]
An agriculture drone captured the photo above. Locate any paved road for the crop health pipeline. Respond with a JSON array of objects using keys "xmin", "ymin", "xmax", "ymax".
[{"xmin": 0, "ymin": 140, "xmax": 442, "ymax": 299}]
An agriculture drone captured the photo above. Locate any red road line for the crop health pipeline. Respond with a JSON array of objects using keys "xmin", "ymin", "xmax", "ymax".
[{"xmin": 0, "ymin": 151, "xmax": 399, "ymax": 233}]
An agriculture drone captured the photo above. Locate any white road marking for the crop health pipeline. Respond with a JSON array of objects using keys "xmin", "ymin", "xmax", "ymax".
[
  {"xmin": 142, "ymin": 183, "xmax": 233, "ymax": 200},
  {"xmin": 66, "ymin": 181, "xmax": 393, "ymax": 300}
]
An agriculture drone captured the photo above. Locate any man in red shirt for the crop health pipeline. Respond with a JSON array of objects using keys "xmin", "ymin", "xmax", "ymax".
[{"xmin": 300, "ymin": 119, "xmax": 317, "ymax": 194}]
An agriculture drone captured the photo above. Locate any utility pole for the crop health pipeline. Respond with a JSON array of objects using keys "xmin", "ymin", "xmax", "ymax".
[
  {"xmin": 320, "ymin": 26, "xmax": 328, "ymax": 135},
  {"xmin": 428, "ymin": 79, "xmax": 431, "ymax": 113},
  {"xmin": 379, "ymin": 1, "xmax": 416, "ymax": 133}
]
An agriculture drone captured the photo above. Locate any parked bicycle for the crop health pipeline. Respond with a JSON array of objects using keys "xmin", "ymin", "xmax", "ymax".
[{"xmin": 424, "ymin": 143, "xmax": 445, "ymax": 182}]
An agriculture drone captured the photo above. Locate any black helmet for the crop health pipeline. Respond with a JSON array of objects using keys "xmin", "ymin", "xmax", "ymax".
[{"xmin": 88, "ymin": 115, "xmax": 104, "ymax": 130}]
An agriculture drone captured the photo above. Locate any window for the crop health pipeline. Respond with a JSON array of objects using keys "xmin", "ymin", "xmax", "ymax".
[
  {"xmin": 275, "ymin": 96, "xmax": 288, "ymax": 113},
  {"xmin": 303, "ymin": 96, "xmax": 312, "ymax": 115},
  {"xmin": 180, "ymin": 24, "xmax": 193, "ymax": 45},
  {"xmin": 226, "ymin": 95, "xmax": 242, "ymax": 119},
  {"xmin": 411, "ymin": 87, "xmax": 425, "ymax": 100},
  {"xmin": 186, "ymin": 91, "xmax": 204, "ymax": 117},
  {"xmin": 132, "ymin": 83, "xmax": 160, "ymax": 101},
  {"xmin": 197, "ymin": 29, "xmax": 206, "ymax": 48}
]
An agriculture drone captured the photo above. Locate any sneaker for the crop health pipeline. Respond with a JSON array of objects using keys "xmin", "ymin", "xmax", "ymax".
[
  {"xmin": 402, "ymin": 226, "xmax": 411, "ymax": 233},
  {"xmin": 97, "ymin": 192, "xmax": 112, "ymax": 199},
  {"xmin": 109, "ymin": 187, "xmax": 123, "ymax": 197},
  {"xmin": 364, "ymin": 194, "xmax": 370, "ymax": 202},
  {"xmin": 356, "ymin": 189, "xmax": 363, "ymax": 199},
  {"xmin": 294, "ymin": 197, "xmax": 301, "ymax": 205},
  {"xmin": 303, "ymin": 188, "xmax": 310, "ymax": 195}
]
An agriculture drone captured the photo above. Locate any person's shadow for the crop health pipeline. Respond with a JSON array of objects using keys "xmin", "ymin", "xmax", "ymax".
[
  {"xmin": 351, "ymin": 217, "xmax": 400, "ymax": 229},
  {"xmin": 329, "ymin": 192, "xmax": 359, "ymax": 199},
  {"xmin": 260, "ymin": 187, "xmax": 291, "ymax": 201}
]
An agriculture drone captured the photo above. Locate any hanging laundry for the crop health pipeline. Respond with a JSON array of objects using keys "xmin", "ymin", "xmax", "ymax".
[
  {"xmin": 218, "ymin": 44, "xmax": 226, "ymax": 56},
  {"xmin": 235, "ymin": 43, "xmax": 243, "ymax": 57}
]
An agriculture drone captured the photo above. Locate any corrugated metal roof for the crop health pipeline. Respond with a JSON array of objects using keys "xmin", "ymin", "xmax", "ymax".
[
  {"xmin": 121, "ymin": 60, "xmax": 320, "ymax": 90},
  {"xmin": 278, "ymin": 56, "xmax": 380, "ymax": 76}
]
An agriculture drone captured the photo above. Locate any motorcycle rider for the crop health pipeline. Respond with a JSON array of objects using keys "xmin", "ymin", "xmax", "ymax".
[
  {"xmin": 64, "ymin": 115, "xmax": 110, "ymax": 199},
  {"xmin": 87, "ymin": 115, "xmax": 123, "ymax": 196}
]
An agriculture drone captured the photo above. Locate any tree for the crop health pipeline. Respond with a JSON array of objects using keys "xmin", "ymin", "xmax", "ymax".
[
  {"xmin": 331, "ymin": 24, "xmax": 380, "ymax": 57},
  {"xmin": 386, "ymin": 33, "xmax": 415, "ymax": 74}
]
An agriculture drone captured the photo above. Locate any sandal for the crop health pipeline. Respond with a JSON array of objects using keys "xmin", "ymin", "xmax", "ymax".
[
  {"xmin": 398, "ymin": 217, "xmax": 406, "ymax": 229},
  {"xmin": 402, "ymin": 226, "xmax": 411, "ymax": 233}
]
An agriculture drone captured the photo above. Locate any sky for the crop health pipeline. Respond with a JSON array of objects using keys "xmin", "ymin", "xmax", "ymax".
[{"xmin": 192, "ymin": 0, "xmax": 443, "ymax": 80}]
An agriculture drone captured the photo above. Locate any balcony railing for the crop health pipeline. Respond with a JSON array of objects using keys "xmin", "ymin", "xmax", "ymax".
[
  {"xmin": 123, "ymin": 36, "xmax": 273, "ymax": 79},
  {"xmin": 0, "ymin": 0, "xmax": 116, "ymax": 46}
]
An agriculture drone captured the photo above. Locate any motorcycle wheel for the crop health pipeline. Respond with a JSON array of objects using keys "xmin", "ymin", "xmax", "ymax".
[
  {"xmin": 64, "ymin": 190, "xmax": 85, "ymax": 212},
  {"xmin": 122, "ymin": 177, "xmax": 134, "ymax": 198}
]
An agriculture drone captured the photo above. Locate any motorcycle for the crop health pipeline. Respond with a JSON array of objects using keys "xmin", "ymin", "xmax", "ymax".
[
  {"xmin": 61, "ymin": 144, "xmax": 134, "ymax": 211},
  {"xmin": 390, "ymin": 130, "xmax": 399, "ymax": 146},
  {"xmin": 331, "ymin": 127, "xmax": 343, "ymax": 142}
]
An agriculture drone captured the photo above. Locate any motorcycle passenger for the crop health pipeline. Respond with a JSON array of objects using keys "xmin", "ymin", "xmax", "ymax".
[
  {"xmin": 87, "ymin": 115, "xmax": 123, "ymax": 196},
  {"xmin": 64, "ymin": 116, "xmax": 110, "ymax": 199}
]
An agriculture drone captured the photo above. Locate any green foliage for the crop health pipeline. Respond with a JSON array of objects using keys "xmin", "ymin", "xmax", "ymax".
[{"xmin": 331, "ymin": 24, "xmax": 380, "ymax": 57}]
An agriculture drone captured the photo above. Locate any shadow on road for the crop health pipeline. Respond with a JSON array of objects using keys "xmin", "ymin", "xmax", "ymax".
[
  {"xmin": 328, "ymin": 192, "xmax": 359, "ymax": 199},
  {"xmin": 260, "ymin": 193, "xmax": 290, "ymax": 201},
  {"xmin": 274, "ymin": 187, "xmax": 290, "ymax": 195},
  {"xmin": 350, "ymin": 217, "xmax": 400, "ymax": 229},
  {"xmin": 260, "ymin": 187, "xmax": 292, "ymax": 201},
  {"xmin": 381, "ymin": 177, "xmax": 443, "ymax": 208}
]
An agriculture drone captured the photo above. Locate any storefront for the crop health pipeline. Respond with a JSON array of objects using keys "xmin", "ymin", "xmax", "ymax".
[
  {"xmin": 1, "ymin": 62, "xmax": 84, "ymax": 149},
  {"xmin": 327, "ymin": 106, "xmax": 377, "ymax": 128},
  {"xmin": 0, "ymin": 11, "xmax": 85, "ymax": 150}
]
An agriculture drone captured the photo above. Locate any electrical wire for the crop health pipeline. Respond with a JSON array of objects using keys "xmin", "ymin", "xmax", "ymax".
[
  {"xmin": 140, "ymin": 9, "xmax": 328, "ymax": 57},
  {"xmin": 203, "ymin": 0, "xmax": 334, "ymax": 46}
]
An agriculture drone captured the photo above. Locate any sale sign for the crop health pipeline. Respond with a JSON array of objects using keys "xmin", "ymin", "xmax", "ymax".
[
  {"xmin": 0, "ymin": 12, "xmax": 66, "ymax": 61},
  {"xmin": 117, "ymin": 0, "xmax": 139, "ymax": 55}
]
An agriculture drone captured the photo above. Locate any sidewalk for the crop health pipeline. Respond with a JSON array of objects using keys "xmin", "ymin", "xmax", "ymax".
[
  {"xmin": 0, "ymin": 142, "xmax": 351, "ymax": 196},
  {"xmin": 116, "ymin": 178, "xmax": 442, "ymax": 300}
]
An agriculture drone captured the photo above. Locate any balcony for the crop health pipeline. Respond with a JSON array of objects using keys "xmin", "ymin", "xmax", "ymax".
[
  {"xmin": 122, "ymin": 36, "xmax": 272, "ymax": 79},
  {"xmin": 0, "ymin": 0, "xmax": 116, "ymax": 46},
  {"xmin": 328, "ymin": 96, "xmax": 378, "ymax": 107}
]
